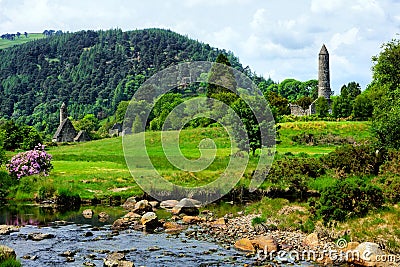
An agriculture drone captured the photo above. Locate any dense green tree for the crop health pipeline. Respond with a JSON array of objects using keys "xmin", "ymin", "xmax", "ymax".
[
  {"xmin": 370, "ymin": 39, "xmax": 400, "ymax": 149},
  {"xmin": 264, "ymin": 91, "xmax": 290, "ymax": 119},
  {"xmin": 231, "ymin": 95, "xmax": 275, "ymax": 155},
  {"xmin": 315, "ymin": 97, "xmax": 329, "ymax": 118},
  {"xmin": 20, "ymin": 126, "xmax": 42, "ymax": 150},
  {"xmin": 115, "ymin": 101, "xmax": 129, "ymax": 123},
  {"xmin": 352, "ymin": 93, "xmax": 373, "ymax": 120},
  {"xmin": 332, "ymin": 82, "xmax": 361, "ymax": 119},
  {"xmin": 295, "ymin": 96, "xmax": 313, "ymax": 110},
  {"xmin": 258, "ymin": 77, "xmax": 275, "ymax": 93},
  {"xmin": 73, "ymin": 114, "xmax": 99, "ymax": 136}
]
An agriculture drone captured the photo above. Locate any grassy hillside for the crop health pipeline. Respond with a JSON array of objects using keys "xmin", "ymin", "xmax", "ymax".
[
  {"xmin": 6, "ymin": 121, "xmax": 369, "ymax": 201},
  {"xmin": 0, "ymin": 33, "xmax": 45, "ymax": 49}
]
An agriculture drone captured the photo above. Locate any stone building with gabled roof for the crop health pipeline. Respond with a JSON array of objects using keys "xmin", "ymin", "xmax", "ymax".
[{"xmin": 52, "ymin": 103, "xmax": 91, "ymax": 143}]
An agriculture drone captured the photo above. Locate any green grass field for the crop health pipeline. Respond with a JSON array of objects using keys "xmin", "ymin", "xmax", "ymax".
[
  {"xmin": 0, "ymin": 33, "xmax": 45, "ymax": 50},
  {"xmin": 11, "ymin": 121, "xmax": 370, "ymax": 200}
]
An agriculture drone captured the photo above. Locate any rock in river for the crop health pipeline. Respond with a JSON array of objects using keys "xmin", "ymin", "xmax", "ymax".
[
  {"xmin": 27, "ymin": 232, "xmax": 55, "ymax": 241},
  {"xmin": 160, "ymin": 200, "xmax": 179, "ymax": 210},
  {"xmin": 103, "ymin": 252, "xmax": 134, "ymax": 267},
  {"xmin": 133, "ymin": 200, "xmax": 153, "ymax": 215},
  {"xmin": 122, "ymin": 196, "xmax": 137, "ymax": 210},
  {"xmin": 141, "ymin": 212, "xmax": 159, "ymax": 230},
  {"xmin": 171, "ymin": 198, "xmax": 200, "ymax": 216},
  {"xmin": 0, "ymin": 225, "xmax": 19, "ymax": 235},
  {"xmin": 82, "ymin": 209, "xmax": 94, "ymax": 219}
]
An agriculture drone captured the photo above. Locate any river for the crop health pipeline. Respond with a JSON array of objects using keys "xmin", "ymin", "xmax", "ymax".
[{"xmin": 0, "ymin": 203, "xmax": 310, "ymax": 266}]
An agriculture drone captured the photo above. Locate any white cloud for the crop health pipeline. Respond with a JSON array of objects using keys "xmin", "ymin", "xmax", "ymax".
[
  {"xmin": 310, "ymin": 0, "xmax": 346, "ymax": 13},
  {"xmin": 250, "ymin": 8, "xmax": 266, "ymax": 29},
  {"xmin": 329, "ymin": 27, "xmax": 360, "ymax": 51},
  {"xmin": 0, "ymin": 0, "xmax": 399, "ymax": 93}
]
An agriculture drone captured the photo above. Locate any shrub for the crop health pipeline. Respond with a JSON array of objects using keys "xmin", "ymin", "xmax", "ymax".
[
  {"xmin": 300, "ymin": 218, "xmax": 315, "ymax": 233},
  {"xmin": 6, "ymin": 144, "xmax": 53, "ymax": 180},
  {"xmin": 251, "ymin": 216, "xmax": 266, "ymax": 226},
  {"xmin": 0, "ymin": 171, "xmax": 16, "ymax": 201},
  {"xmin": 321, "ymin": 143, "xmax": 384, "ymax": 177},
  {"xmin": 317, "ymin": 177, "xmax": 384, "ymax": 223},
  {"xmin": 261, "ymin": 158, "xmax": 325, "ymax": 198},
  {"xmin": 379, "ymin": 150, "xmax": 400, "ymax": 176}
]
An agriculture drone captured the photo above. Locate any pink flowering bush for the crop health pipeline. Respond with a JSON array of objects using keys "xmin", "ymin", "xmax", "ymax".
[{"xmin": 6, "ymin": 144, "xmax": 53, "ymax": 180}]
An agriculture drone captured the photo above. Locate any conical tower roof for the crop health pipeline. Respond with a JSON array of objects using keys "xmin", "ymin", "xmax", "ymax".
[{"xmin": 319, "ymin": 44, "xmax": 329, "ymax": 55}]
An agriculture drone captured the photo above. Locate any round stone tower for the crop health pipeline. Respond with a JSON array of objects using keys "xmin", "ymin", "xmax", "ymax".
[
  {"xmin": 318, "ymin": 44, "xmax": 332, "ymax": 100},
  {"xmin": 60, "ymin": 102, "xmax": 67, "ymax": 124}
]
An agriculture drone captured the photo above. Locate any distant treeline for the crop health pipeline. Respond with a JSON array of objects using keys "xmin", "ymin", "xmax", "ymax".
[{"xmin": 0, "ymin": 28, "xmax": 264, "ymax": 135}]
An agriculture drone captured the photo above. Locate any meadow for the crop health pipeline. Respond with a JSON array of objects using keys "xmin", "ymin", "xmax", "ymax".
[
  {"xmin": 9, "ymin": 121, "xmax": 370, "ymax": 201},
  {"xmin": 0, "ymin": 33, "xmax": 45, "ymax": 50}
]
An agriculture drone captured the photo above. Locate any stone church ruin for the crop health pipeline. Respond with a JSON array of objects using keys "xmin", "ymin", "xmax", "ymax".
[
  {"xmin": 52, "ymin": 102, "xmax": 91, "ymax": 143},
  {"xmin": 289, "ymin": 44, "xmax": 333, "ymax": 116}
]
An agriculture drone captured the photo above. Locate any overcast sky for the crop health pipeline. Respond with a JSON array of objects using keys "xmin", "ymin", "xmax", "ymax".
[{"xmin": 0, "ymin": 0, "xmax": 399, "ymax": 94}]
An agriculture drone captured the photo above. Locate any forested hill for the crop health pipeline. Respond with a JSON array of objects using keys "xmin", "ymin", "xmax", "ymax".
[{"xmin": 0, "ymin": 28, "xmax": 256, "ymax": 134}]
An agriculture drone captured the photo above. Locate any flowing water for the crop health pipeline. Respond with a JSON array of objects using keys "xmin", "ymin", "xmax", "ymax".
[{"xmin": 0, "ymin": 204, "xmax": 310, "ymax": 266}]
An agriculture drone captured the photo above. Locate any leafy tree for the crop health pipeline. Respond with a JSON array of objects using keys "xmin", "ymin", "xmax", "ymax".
[
  {"xmin": 264, "ymin": 91, "xmax": 290, "ymax": 119},
  {"xmin": 370, "ymin": 39, "xmax": 400, "ymax": 149},
  {"xmin": 73, "ymin": 114, "xmax": 99, "ymax": 137},
  {"xmin": 332, "ymin": 95, "xmax": 352, "ymax": 118},
  {"xmin": 315, "ymin": 97, "xmax": 329, "ymax": 118},
  {"xmin": 332, "ymin": 82, "xmax": 361, "ymax": 118},
  {"xmin": 0, "ymin": 130, "xmax": 6, "ymax": 166},
  {"xmin": 0, "ymin": 120, "xmax": 24, "ymax": 151},
  {"xmin": 295, "ymin": 96, "xmax": 313, "ymax": 110},
  {"xmin": 115, "ymin": 101, "xmax": 129, "ymax": 123},
  {"xmin": 352, "ymin": 93, "xmax": 373, "ymax": 120},
  {"xmin": 21, "ymin": 126, "xmax": 42, "ymax": 150},
  {"xmin": 258, "ymin": 77, "xmax": 275, "ymax": 93},
  {"xmin": 231, "ymin": 95, "xmax": 275, "ymax": 155}
]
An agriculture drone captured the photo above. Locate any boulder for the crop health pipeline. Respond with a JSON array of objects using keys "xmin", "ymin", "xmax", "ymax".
[
  {"xmin": 82, "ymin": 209, "xmax": 94, "ymax": 219},
  {"xmin": 211, "ymin": 218, "xmax": 227, "ymax": 228},
  {"xmin": 59, "ymin": 250, "xmax": 76, "ymax": 257},
  {"xmin": 160, "ymin": 200, "xmax": 179, "ymax": 210},
  {"xmin": 149, "ymin": 201, "xmax": 159, "ymax": 208},
  {"xmin": 171, "ymin": 198, "xmax": 200, "ymax": 216},
  {"xmin": 122, "ymin": 197, "xmax": 137, "ymax": 210},
  {"xmin": 163, "ymin": 222, "xmax": 186, "ymax": 234},
  {"xmin": 0, "ymin": 245, "xmax": 16, "ymax": 261},
  {"xmin": 251, "ymin": 236, "xmax": 278, "ymax": 252},
  {"xmin": 123, "ymin": 212, "xmax": 141, "ymax": 220},
  {"xmin": 112, "ymin": 218, "xmax": 132, "ymax": 231},
  {"xmin": 133, "ymin": 200, "xmax": 153, "ymax": 215},
  {"xmin": 349, "ymin": 242, "xmax": 387, "ymax": 267},
  {"xmin": 98, "ymin": 212, "xmax": 109, "ymax": 223},
  {"xmin": 103, "ymin": 252, "xmax": 134, "ymax": 267},
  {"xmin": 303, "ymin": 233, "xmax": 319, "ymax": 248},
  {"xmin": 0, "ymin": 225, "xmax": 19, "ymax": 235},
  {"xmin": 182, "ymin": 216, "xmax": 204, "ymax": 224},
  {"xmin": 27, "ymin": 232, "xmax": 55, "ymax": 241},
  {"xmin": 140, "ymin": 212, "xmax": 159, "ymax": 230},
  {"xmin": 234, "ymin": 238, "xmax": 255, "ymax": 252}
]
